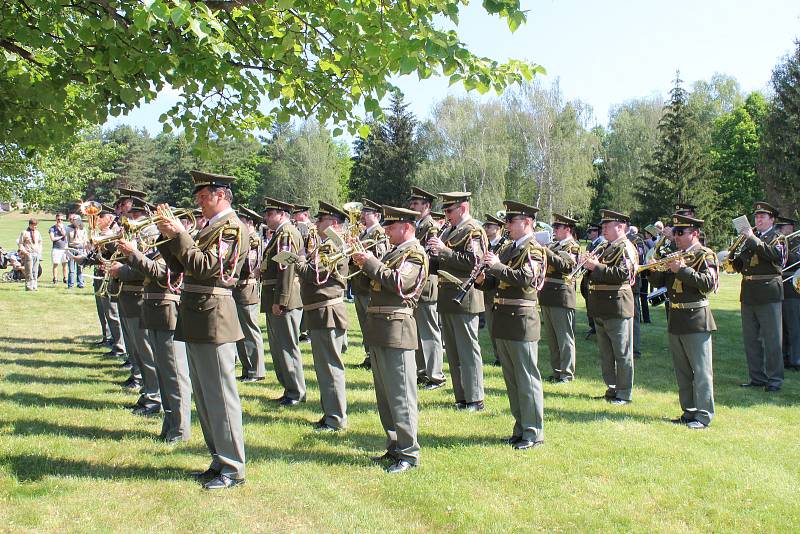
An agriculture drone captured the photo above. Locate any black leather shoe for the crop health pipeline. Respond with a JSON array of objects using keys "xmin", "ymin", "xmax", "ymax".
[
  {"xmin": 119, "ymin": 360, "xmax": 132, "ymax": 369},
  {"xmin": 686, "ymin": 421, "xmax": 708, "ymax": 430},
  {"xmin": 607, "ymin": 397, "xmax": 630, "ymax": 405},
  {"xmin": 386, "ymin": 459, "xmax": 415, "ymax": 474},
  {"xmin": 765, "ymin": 385, "xmax": 781, "ymax": 392},
  {"xmin": 132, "ymin": 405, "xmax": 161, "ymax": 417},
  {"xmin": 670, "ymin": 415, "xmax": 693, "ymax": 425},
  {"xmin": 203, "ymin": 474, "xmax": 245, "ymax": 490},
  {"xmin": 454, "ymin": 401, "xmax": 467, "ymax": 410},
  {"xmin": 299, "ymin": 333, "xmax": 310, "ymax": 343},
  {"xmin": 464, "ymin": 401, "xmax": 484, "ymax": 412},
  {"xmin": 513, "ymin": 439, "xmax": 544, "ymax": 450},
  {"xmin": 603, "ymin": 388, "xmax": 617, "ymax": 399},
  {"xmin": 416, "ymin": 376, "xmax": 428, "ymax": 385},
  {"xmin": 189, "ymin": 468, "xmax": 219, "ymax": 482},
  {"xmin": 740, "ymin": 381, "xmax": 766, "ymax": 388},
  {"xmin": 501, "ymin": 436, "xmax": 522, "ymax": 445},
  {"xmin": 313, "ymin": 423, "xmax": 341, "ymax": 433},
  {"xmin": 370, "ymin": 452, "xmax": 396, "ymax": 463},
  {"xmin": 240, "ymin": 376, "xmax": 264, "ymax": 383},
  {"xmin": 93, "ymin": 338, "xmax": 111, "ymax": 346},
  {"xmin": 554, "ymin": 377, "xmax": 573, "ymax": 384},
  {"xmin": 491, "ymin": 360, "xmax": 502, "ymax": 367},
  {"xmin": 358, "ymin": 357, "xmax": 371, "ymax": 370},
  {"xmin": 121, "ymin": 379, "xmax": 141, "ymax": 391},
  {"xmin": 279, "ymin": 397, "xmax": 301, "ymax": 407},
  {"xmin": 422, "ymin": 381, "xmax": 445, "ymax": 391}
]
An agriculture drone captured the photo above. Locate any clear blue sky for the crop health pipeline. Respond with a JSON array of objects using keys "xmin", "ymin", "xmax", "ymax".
[{"xmin": 106, "ymin": 0, "xmax": 800, "ymax": 133}]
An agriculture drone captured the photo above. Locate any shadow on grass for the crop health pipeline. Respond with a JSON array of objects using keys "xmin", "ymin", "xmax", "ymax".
[
  {"xmin": 0, "ymin": 391, "xmax": 123, "ymax": 411},
  {"xmin": 0, "ymin": 357, "xmax": 111, "ymax": 370},
  {"xmin": 3, "ymin": 454, "xmax": 186, "ymax": 482},
  {"xmin": 0, "ymin": 335, "xmax": 98, "ymax": 345},
  {"xmin": 3, "ymin": 372, "xmax": 109, "ymax": 386},
  {"xmin": 11, "ymin": 418, "xmax": 155, "ymax": 441}
]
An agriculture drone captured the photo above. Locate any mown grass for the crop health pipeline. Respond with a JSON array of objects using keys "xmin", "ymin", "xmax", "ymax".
[{"xmin": 0, "ymin": 211, "xmax": 799, "ymax": 532}]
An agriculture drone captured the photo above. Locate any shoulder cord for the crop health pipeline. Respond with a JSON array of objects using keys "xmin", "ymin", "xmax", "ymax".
[
  {"xmin": 384, "ymin": 250, "xmax": 428, "ymax": 300},
  {"xmin": 218, "ymin": 225, "xmax": 242, "ymax": 284},
  {"xmin": 508, "ymin": 243, "xmax": 546, "ymax": 293}
]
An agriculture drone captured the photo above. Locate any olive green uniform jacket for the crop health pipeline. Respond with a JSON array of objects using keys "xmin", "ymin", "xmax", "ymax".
[
  {"xmin": 586, "ymin": 236, "xmax": 638, "ymax": 319},
  {"xmin": 415, "ymin": 214, "xmax": 439, "ymax": 303},
  {"xmin": 478, "ymin": 235, "xmax": 546, "ymax": 342},
  {"xmin": 647, "ymin": 244, "xmax": 718, "ymax": 335},
  {"xmin": 539, "ymin": 237, "xmax": 580, "ymax": 309},
  {"xmin": 437, "ymin": 217, "xmax": 487, "ymax": 314},
  {"xmin": 361, "ymin": 239, "xmax": 429, "ymax": 350},
  {"xmin": 295, "ymin": 239, "xmax": 349, "ymax": 331},
  {"xmin": 732, "ymin": 227, "xmax": 786, "ymax": 304},
  {"xmin": 157, "ymin": 210, "xmax": 249, "ymax": 344},
  {"xmin": 260, "ymin": 221, "xmax": 302, "ymax": 311}
]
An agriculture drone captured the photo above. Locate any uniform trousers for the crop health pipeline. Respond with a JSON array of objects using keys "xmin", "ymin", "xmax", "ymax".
[
  {"xmin": 741, "ymin": 302, "xmax": 784, "ymax": 388},
  {"xmin": 99, "ymin": 294, "xmax": 125, "ymax": 356},
  {"xmin": 781, "ymin": 299, "xmax": 800, "ymax": 366},
  {"xmin": 121, "ymin": 314, "xmax": 160, "ymax": 408},
  {"xmin": 149, "ymin": 329, "xmax": 192, "ymax": 440},
  {"xmin": 266, "ymin": 308, "xmax": 305, "ymax": 401},
  {"xmin": 594, "ymin": 316, "xmax": 634, "ymax": 401},
  {"xmin": 495, "ymin": 338, "xmax": 544, "ymax": 443},
  {"xmin": 309, "ymin": 328, "xmax": 347, "ymax": 429},
  {"xmin": 441, "ymin": 312, "xmax": 484, "ymax": 403},
  {"xmin": 186, "ymin": 341, "xmax": 245, "ymax": 479},
  {"xmin": 353, "ymin": 293, "xmax": 371, "ymax": 357},
  {"xmin": 95, "ymin": 294, "xmax": 111, "ymax": 341},
  {"xmin": 668, "ymin": 331, "xmax": 714, "ymax": 426},
  {"xmin": 414, "ymin": 301, "xmax": 445, "ymax": 384},
  {"xmin": 235, "ymin": 302, "xmax": 265, "ymax": 379},
  {"xmin": 371, "ymin": 345, "xmax": 419, "ymax": 464},
  {"xmin": 541, "ymin": 305, "xmax": 576, "ymax": 380},
  {"xmin": 484, "ymin": 301, "xmax": 499, "ymax": 359}
]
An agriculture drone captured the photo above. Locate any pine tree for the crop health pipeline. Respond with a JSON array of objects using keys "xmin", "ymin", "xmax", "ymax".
[
  {"xmin": 348, "ymin": 92, "xmax": 421, "ymax": 205},
  {"xmin": 760, "ymin": 40, "xmax": 800, "ymax": 216},
  {"xmin": 635, "ymin": 73, "xmax": 715, "ymax": 230}
]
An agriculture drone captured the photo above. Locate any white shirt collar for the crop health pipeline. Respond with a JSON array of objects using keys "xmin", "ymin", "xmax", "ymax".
[
  {"xmin": 454, "ymin": 214, "xmax": 472, "ymax": 231},
  {"xmin": 489, "ymin": 235, "xmax": 502, "ymax": 246},
  {"xmin": 206, "ymin": 207, "xmax": 234, "ymax": 228},
  {"xmin": 558, "ymin": 236, "xmax": 572, "ymax": 246},
  {"xmin": 514, "ymin": 233, "xmax": 534, "ymax": 248},
  {"xmin": 365, "ymin": 223, "xmax": 380, "ymax": 235}
]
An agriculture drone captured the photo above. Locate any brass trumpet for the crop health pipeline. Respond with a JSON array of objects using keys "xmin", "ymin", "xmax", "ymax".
[
  {"xmin": 119, "ymin": 207, "xmax": 197, "ymax": 248},
  {"xmin": 636, "ymin": 250, "xmax": 700, "ymax": 273},
  {"xmin": 565, "ymin": 241, "xmax": 609, "ymax": 282}
]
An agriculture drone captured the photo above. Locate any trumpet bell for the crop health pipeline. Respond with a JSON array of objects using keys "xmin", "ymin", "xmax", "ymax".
[
  {"xmin": 79, "ymin": 200, "xmax": 103, "ymax": 216},
  {"xmin": 792, "ymin": 270, "xmax": 800, "ymax": 293},
  {"xmin": 343, "ymin": 202, "xmax": 364, "ymax": 214}
]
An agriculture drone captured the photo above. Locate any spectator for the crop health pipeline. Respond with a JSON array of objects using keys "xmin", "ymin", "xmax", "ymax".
[
  {"xmin": 17, "ymin": 218, "xmax": 42, "ymax": 291},
  {"xmin": 67, "ymin": 213, "xmax": 88, "ymax": 289},
  {"xmin": 49, "ymin": 213, "xmax": 69, "ymax": 284}
]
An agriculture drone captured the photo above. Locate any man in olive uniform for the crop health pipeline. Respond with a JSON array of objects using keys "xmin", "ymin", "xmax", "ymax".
[
  {"xmin": 427, "ymin": 192, "xmax": 487, "ymax": 411},
  {"xmin": 234, "ymin": 206, "xmax": 266, "ymax": 382},
  {"xmin": 117, "ymin": 228, "xmax": 192, "ymax": 442},
  {"xmin": 261, "ymin": 197, "xmax": 306, "ymax": 404},
  {"xmin": 646, "ymin": 213, "xmax": 717, "ymax": 429},
  {"xmin": 409, "ymin": 186, "xmax": 446, "ymax": 389},
  {"xmin": 581, "ymin": 209, "xmax": 639, "ymax": 404},
  {"xmin": 291, "ymin": 204, "xmax": 313, "ymax": 342},
  {"xmin": 581, "ymin": 223, "xmax": 604, "ymax": 338},
  {"xmin": 155, "ymin": 171, "xmax": 249, "ymax": 490},
  {"xmin": 294, "ymin": 202, "xmax": 349, "ymax": 430},
  {"xmin": 732, "ymin": 202, "xmax": 786, "ymax": 392},
  {"xmin": 482, "ymin": 213, "xmax": 508, "ymax": 367},
  {"xmin": 476, "ymin": 201, "xmax": 546, "ymax": 449},
  {"xmin": 776, "ymin": 217, "xmax": 800, "ymax": 371},
  {"xmin": 92, "ymin": 205, "xmax": 127, "ymax": 362},
  {"xmin": 352, "ymin": 205, "xmax": 428, "ymax": 473},
  {"xmin": 351, "ymin": 199, "xmax": 389, "ymax": 370},
  {"xmin": 541, "ymin": 214, "xmax": 581, "ymax": 383},
  {"xmin": 110, "ymin": 197, "xmax": 162, "ymax": 414}
]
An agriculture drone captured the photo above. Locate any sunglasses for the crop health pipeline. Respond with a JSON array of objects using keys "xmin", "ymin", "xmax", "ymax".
[{"xmin": 673, "ymin": 228, "xmax": 695, "ymax": 236}]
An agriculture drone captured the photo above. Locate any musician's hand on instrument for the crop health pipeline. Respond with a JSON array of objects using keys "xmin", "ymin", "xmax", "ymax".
[
  {"xmin": 742, "ymin": 226, "xmax": 754, "ymax": 238},
  {"xmin": 351, "ymin": 251, "xmax": 373, "ymax": 267},
  {"xmin": 427, "ymin": 236, "xmax": 446, "ymax": 254},
  {"xmin": 117, "ymin": 239, "xmax": 136, "ymax": 256},
  {"xmin": 156, "ymin": 217, "xmax": 183, "ymax": 238},
  {"xmin": 583, "ymin": 254, "xmax": 599, "ymax": 270},
  {"xmin": 667, "ymin": 258, "xmax": 684, "ymax": 273},
  {"xmin": 271, "ymin": 304, "xmax": 285, "ymax": 316},
  {"xmin": 475, "ymin": 271, "xmax": 486, "ymax": 285},
  {"xmin": 483, "ymin": 251, "xmax": 500, "ymax": 267},
  {"xmin": 108, "ymin": 261, "xmax": 123, "ymax": 277}
]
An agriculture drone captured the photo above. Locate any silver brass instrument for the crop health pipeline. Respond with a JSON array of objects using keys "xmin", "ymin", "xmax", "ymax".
[{"xmin": 565, "ymin": 241, "xmax": 609, "ymax": 282}]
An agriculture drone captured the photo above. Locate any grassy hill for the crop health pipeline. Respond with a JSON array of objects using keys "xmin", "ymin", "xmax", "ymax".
[{"xmin": 0, "ymin": 211, "xmax": 798, "ymax": 532}]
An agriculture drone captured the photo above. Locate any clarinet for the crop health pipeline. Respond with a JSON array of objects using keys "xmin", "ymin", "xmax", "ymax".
[{"xmin": 452, "ymin": 265, "xmax": 485, "ymax": 305}]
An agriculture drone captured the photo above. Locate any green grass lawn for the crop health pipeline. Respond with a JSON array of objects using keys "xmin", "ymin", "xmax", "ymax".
[{"xmin": 1, "ymin": 211, "xmax": 799, "ymax": 532}]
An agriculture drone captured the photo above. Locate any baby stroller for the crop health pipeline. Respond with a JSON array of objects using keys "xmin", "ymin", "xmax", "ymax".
[{"xmin": 1, "ymin": 248, "xmax": 42, "ymax": 282}]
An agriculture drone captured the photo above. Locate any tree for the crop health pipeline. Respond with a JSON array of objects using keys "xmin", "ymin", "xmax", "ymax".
[
  {"xmin": 760, "ymin": 41, "xmax": 800, "ymax": 215},
  {"xmin": 1, "ymin": 0, "xmax": 544, "ymax": 152},
  {"xmin": 636, "ymin": 74, "xmax": 717, "ymax": 238},
  {"xmin": 415, "ymin": 95, "xmax": 511, "ymax": 217},
  {"xmin": 349, "ymin": 93, "xmax": 422, "ymax": 205},
  {"xmin": 600, "ymin": 96, "xmax": 663, "ymax": 215},
  {"xmin": 709, "ymin": 92, "xmax": 766, "ymax": 223}
]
